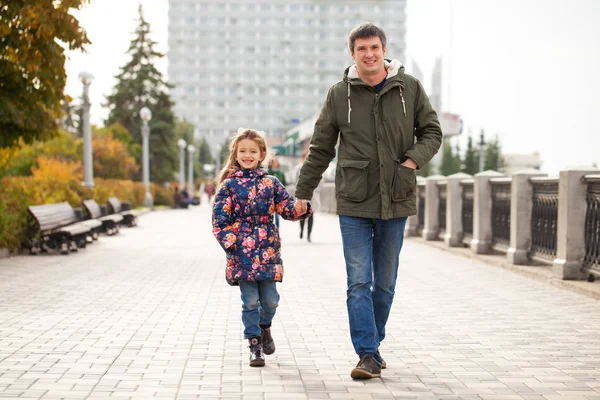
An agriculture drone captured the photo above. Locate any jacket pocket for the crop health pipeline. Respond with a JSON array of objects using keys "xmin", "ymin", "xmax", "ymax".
[
  {"xmin": 391, "ymin": 164, "xmax": 416, "ymax": 202},
  {"xmin": 338, "ymin": 160, "xmax": 370, "ymax": 202}
]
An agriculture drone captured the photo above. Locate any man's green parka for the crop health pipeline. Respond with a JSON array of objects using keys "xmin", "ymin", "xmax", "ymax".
[{"xmin": 295, "ymin": 59, "xmax": 443, "ymax": 220}]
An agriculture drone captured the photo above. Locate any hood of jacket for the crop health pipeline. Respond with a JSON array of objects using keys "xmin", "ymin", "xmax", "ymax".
[
  {"xmin": 343, "ymin": 58, "xmax": 404, "ymax": 82},
  {"xmin": 343, "ymin": 59, "xmax": 405, "ymax": 124}
]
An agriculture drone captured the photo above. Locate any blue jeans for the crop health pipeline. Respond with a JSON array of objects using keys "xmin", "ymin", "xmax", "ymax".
[
  {"xmin": 339, "ymin": 215, "xmax": 407, "ymax": 364},
  {"xmin": 274, "ymin": 213, "xmax": 280, "ymax": 228},
  {"xmin": 239, "ymin": 280, "xmax": 280, "ymax": 338}
]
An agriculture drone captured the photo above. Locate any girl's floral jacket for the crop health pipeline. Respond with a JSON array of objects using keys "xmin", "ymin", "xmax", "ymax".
[{"xmin": 212, "ymin": 167, "xmax": 311, "ymax": 286}]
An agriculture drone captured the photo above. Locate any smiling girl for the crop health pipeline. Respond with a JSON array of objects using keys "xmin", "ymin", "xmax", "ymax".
[{"xmin": 212, "ymin": 128, "xmax": 311, "ymax": 367}]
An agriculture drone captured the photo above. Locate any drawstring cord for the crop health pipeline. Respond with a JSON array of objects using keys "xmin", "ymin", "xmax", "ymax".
[
  {"xmin": 399, "ymin": 87, "xmax": 406, "ymax": 117},
  {"xmin": 347, "ymin": 82, "xmax": 352, "ymax": 124}
]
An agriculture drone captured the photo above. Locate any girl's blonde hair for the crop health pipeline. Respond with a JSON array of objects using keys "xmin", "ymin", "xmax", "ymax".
[{"xmin": 216, "ymin": 128, "xmax": 268, "ymax": 185}]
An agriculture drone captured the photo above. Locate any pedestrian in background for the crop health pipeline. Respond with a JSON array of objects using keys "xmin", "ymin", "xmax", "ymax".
[
  {"xmin": 294, "ymin": 149, "xmax": 319, "ymax": 242},
  {"xmin": 212, "ymin": 128, "xmax": 311, "ymax": 367},
  {"xmin": 267, "ymin": 153, "xmax": 286, "ymax": 229}
]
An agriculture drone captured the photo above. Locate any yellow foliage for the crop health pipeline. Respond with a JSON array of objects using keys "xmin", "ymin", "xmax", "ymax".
[
  {"xmin": 31, "ymin": 155, "xmax": 83, "ymax": 182},
  {"xmin": 0, "ymin": 175, "xmax": 174, "ymax": 252},
  {"xmin": 93, "ymin": 133, "xmax": 139, "ymax": 179},
  {"xmin": 0, "ymin": 147, "xmax": 19, "ymax": 175}
]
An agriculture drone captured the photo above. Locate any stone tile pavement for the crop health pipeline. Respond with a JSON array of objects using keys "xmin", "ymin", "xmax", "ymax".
[{"xmin": 0, "ymin": 203, "xmax": 599, "ymax": 400}]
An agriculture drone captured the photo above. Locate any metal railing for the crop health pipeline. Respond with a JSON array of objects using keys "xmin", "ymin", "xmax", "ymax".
[
  {"xmin": 417, "ymin": 182, "xmax": 425, "ymax": 235},
  {"xmin": 583, "ymin": 174, "xmax": 600, "ymax": 276},
  {"xmin": 460, "ymin": 179, "xmax": 474, "ymax": 242},
  {"xmin": 490, "ymin": 178, "xmax": 511, "ymax": 248},
  {"xmin": 530, "ymin": 177, "xmax": 559, "ymax": 261},
  {"xmin": 437, "ymin": 181, "xmax": 447, "ymax": 235}
]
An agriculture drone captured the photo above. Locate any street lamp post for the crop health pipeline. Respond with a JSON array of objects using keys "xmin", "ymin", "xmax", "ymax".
[
  {"xmin": 79, "ymin": 71, "xmax": 94, "ymax": 187},
  {"xmin": 140, "ymin": 107, "xmax": 153, "ymax": 207},
  {"xmin": 177, "ymin": 139, "xmax": 187, "ymax": 189},
  {"xmin": 187, "ymin": 144, "xmax": 196, "ymax": 196},
  {"xmin": 478, "ymin": 130, "xmax": 486, "ymax": 173}
]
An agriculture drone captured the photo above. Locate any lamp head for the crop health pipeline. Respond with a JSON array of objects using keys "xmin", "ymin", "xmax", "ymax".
[
  {"xmin": 78, "ymin": 71, "xmax": 94, "ymax": 85},
  {"xmin": 140, "ymin": 107, "xmax": 152, "ymax": 122}
]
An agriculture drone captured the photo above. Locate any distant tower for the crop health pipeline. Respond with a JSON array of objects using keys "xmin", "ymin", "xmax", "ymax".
[{"xmin": 410, "ymin": 59, "xmax": 424, "ymax": 83}]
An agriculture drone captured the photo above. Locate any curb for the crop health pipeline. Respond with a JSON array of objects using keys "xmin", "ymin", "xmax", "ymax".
[{"xmin": 408, "ymin": 236, "xmax": 600, "ymax": 301}]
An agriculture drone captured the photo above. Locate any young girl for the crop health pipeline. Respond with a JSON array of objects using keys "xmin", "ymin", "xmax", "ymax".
[{"xmin": 212, "ymin": 128, "xmax": 311, "ymax": 367}]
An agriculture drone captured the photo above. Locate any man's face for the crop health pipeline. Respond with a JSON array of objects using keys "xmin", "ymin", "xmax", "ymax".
[{"xmin": 351, "ymin": 36, "xmax": 386, "ymax": 78}]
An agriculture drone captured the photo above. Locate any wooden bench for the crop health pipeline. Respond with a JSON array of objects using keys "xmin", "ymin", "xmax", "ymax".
[
  {"xmin": 107, "ymin": 197, "xmax": 142, "ymax": 227},
  {"xmin": 82, "ymin": 199, "xmax": 123, "ymax": 236},
  {"xmin": 27, "ymin": 202, "xmax": 102, "ymax": 255}
]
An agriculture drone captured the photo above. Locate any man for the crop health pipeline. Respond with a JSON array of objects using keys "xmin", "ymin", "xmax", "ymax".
[{"xmin": 294, "ymin": 23, "xmax": 442, "ymax": 379}]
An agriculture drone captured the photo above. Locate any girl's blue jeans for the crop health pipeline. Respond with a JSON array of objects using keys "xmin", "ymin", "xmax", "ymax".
[
  {"xmin": 339, "ymin": 215, "xmax": 407, "ymax": 364},
  {"xmin": 239, "ymin": 280, "xmax": 279, "ymax": 339}
]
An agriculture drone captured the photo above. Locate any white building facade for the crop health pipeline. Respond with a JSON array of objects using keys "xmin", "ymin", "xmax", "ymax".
[{"xmin": 168, "ymin": 0, "xmax": 407, "ymax": 149}]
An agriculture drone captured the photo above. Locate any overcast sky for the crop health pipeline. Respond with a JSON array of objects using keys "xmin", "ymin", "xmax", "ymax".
[{"xmin": 65, "ymin": 0, "xmax": 600, "ymax": 175}]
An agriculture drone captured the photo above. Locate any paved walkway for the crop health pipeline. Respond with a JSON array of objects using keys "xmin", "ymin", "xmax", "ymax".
[{"xmin": 0, "ymin": 203, "xmax": 599, "ymax": 400}]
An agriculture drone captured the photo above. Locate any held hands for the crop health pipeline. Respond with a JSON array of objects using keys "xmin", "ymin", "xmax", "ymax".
[{"xmin": 294, "ymin": 199, "xmax": 309, "ymax": 215}]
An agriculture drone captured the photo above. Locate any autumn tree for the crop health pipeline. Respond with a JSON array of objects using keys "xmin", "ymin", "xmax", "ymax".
[
  {"xmin": 92, "ymin": 131, "xmax": 139, "ymax": 180},
  {"xmin": 2, "ymin": 130, "xmax": 82, "ymax": 177},
  {"xmin": 0, "ymin": 1, "xmax": 90, "ymax": 148},
  {"xmin": 105, "ymin": 4, "xmax": 177, "ymax": 183}
]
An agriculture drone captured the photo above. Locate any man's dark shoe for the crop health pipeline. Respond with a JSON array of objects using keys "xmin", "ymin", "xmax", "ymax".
[
  {"xmin": 350, "ymin": 355, "xmax": 382, "ymax": 379},
  {"xmin": 260, "ymin": 326, "xmax": 276, "ymax": 355},
  {"xmin": 377, "ymin": 349, "xmax": 387, "ymax": 369},
  {"xmin": 248, "ymin": 337, "xmax": 265, "ymax": 367}
]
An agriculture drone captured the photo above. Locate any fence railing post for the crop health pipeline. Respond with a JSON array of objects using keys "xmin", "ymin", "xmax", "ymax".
[
  {"xmin": 507, "ymin": 169, "xmax": 547, "ymax": 265},
  {"xmin": 406, "ymin": 176, "xmax": 425, "ymax": 236},
  {"xmin": 471, "ymin": 170, "xmax": 505, "ymax": 254},
  {"xmin": 553, "ymin": 168, "xmax": 598, "ymax": 280},
  {"xmin": 423, "ymin": 175, "xmax": 446, "ymax": 240},
  {"xmin": 444, "ymin": 172, "xmax": 472, "ymax": 247}
]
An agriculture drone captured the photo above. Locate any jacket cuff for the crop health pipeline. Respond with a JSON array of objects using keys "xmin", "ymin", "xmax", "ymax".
[{"xmin": 404, "ymin": 151, "xmax": 426, "ymax": 170}]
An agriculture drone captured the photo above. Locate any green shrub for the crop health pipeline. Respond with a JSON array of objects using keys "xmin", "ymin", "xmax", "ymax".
[{"xmin": 0, "ymin": 176, "xmax": 174, "ymax": 252}]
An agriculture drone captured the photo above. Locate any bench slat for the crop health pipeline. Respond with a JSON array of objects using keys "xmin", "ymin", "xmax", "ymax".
[{"xmin": 29, "ymin": 202, "xmax": 78, "ymax": 232}]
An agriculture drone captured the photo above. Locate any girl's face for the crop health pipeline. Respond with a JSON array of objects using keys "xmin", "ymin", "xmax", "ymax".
[{"xmin": 236, "ymin": 138, "xmax": 264, "ymax": 170}]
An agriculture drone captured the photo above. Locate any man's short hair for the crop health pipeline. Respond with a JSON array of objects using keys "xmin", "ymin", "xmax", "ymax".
[{"xmin": 348, "ymin": 23, "xmax": 387, "ymax": 53}]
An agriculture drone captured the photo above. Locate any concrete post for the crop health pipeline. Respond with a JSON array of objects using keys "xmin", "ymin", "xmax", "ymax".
[
  {"xmin": 506, "ymin": 169, "xmax": 547, "ymax": 264},
  {"xmin": 406, "ymin": 176, "xmax": 425, "ymax": 236},
  {"xmin": 553, "ymin": 168, "xmax": 598, "ymax": 280},
  {"xmin": 444, "ymin": 172, "xmax": 472, "ymax": 247},
  {"xmin": 471, "ymin": 170, "xmax": 505, "ymax": 254},
  {"xmin": 422, "ymin": 175, "xmax": 446, "ymax": 240}
]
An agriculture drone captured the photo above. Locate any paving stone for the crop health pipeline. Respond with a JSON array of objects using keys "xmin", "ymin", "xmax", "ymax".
[{"xmin": 0, "ymin": 205, "xmax": 599, "ymax": 399}]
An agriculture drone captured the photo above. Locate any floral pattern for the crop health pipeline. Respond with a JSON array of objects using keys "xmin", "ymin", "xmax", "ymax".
[{"xmin": 212, "ymin": 167, "xmax": 311, "ymax": 286}]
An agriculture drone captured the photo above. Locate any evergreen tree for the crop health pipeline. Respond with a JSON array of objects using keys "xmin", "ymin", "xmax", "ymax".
[
  {"xmin": 453, "ymin": 142, "xmax": 462, "ymax": 173},
  {"xmin": 197, "ymin": 137, "xmax": 214, "ymax": 165},
  {"xmin": 439, "ymin": 140, "xmax": 461, "ymax": 176},
  {"xmin": 462, "ymin": 135, "xmax": 479, "ymax": 175},
  {"xmin": 219, "ymin": 138, "xmax": 230, "ymax": 166},
  {"xmin": 484, "ymin": 135, "xmax": 505, "ymax": 172},
  {"xmin": 105, "ymin": 5, "xmax": 177, "ymax": 183},
  {"xmin": 417, "ymin": 161, "xmax": 433, "ymax": 177},
  {"xmin": 60, "ymin": 97, "xmax": 79, "ymax": 136},
  {"xmin": 174, "ymin": 120, "xmax": 195, "ymax": 146}
]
